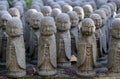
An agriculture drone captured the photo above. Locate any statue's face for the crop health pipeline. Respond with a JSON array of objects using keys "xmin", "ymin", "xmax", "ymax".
[
  {"xmin": 2, "ymin": 19, "xmax": 7, "ymax": 29},
  {"xmin": 81, "ymin": 24, "xmax": 95, "ymax": 36},
  {"xmin": 77, "ymin": 11, "xmax": 84, "ymax": 21},
  {"xmin": 7, "ymin": 24, "xmax": 22, "ymax": 37},
  {"xmin": 31, "ymin": 17, "xmax": 40, "ymax": 29},
  {"xmin": 93, "ymin": 18, "xmax": 102, "ymax": 29},
  {"xmin": 111, "ymin": 26, "xmax": 120, "ymax": 39},
  {"xmin": 43, "ymin": 11, "xmax": 51, "ymax": 16},
  {"xmin": 70, "ymin": 16, "xmax": 79, "ymax": 27},
  {"xmin": 84, "ymin": 8, "xmax": 92, "ymax": 18},
  {"xmin": 41, "ymin": 21, "xmax": 55, "ymax": 35},
  {"xmin": 11, "ymin": 12, "xmax": 20, "ymax": 18},
  {"xmin": 57, "ymin": 18, "xmax": 70, "ymax": 31}
]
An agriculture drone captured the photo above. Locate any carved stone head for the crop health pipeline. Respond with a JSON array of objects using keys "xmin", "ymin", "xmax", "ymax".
[
  {"xmin": 41, "ymin": 6, "xmax": 52, "ymax": 16},
  {"xmin": 56, "ymin": 13, "xmax": 71, "ymax": 31},
  {"xmin": 73, "ymin": 6, "xmax": 84, "ymax": 21},
  {"xmin": 6, "ymin": 17, "xmax": 23, "ymax": 37},
  {"xmin": 30, "ymin": 12, "xmax": 43, "ymax": 29},
  {"xmin": 40, "ymin": 16, "xmax": 56, "ymax": 36},
  {"xmin": 90, "ymin": 13, "xmax": 102, "ymax": 29},
  {"xmin": 25, "ymin": 9, "xmax": 37, "ymax": 25},
  {"xmin": 111, "ymin": 18, "xmax": 120, "ymax": 39},
  {"xmin": 67, "ymin": 11, "xmax": 79, "ymax": 27},
  {"xmin": 81, "ymin": 18, "xmax": 95, "ymax": 36},
  {"xmin": 1, "ymin": 14, "xmax": 12, "ymax": 29},
  {"xmin": 83, "ymin": 4, "xmax": 93, "ymax": 18},
  {"xmin": 9, "ymin": 8, "xmax": 20, "ymax": 18},
  {"xmin": 62, "ymin": 4, "xmax": 73, "ymax": 13},
  {"xmin": 51, "ymin": 8, "xmax": 62, "ymax": 19},
  {"xmin": 94, "ymin": 9, "xmax": 107, "ymax": 26}
]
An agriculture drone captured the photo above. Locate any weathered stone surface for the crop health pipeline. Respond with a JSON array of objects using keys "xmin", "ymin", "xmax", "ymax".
[
  {"xmin": 77, "ymin": 18, "xmax": 97, "ymax": 77},
  {"xmin": 56, "ymin": 13, "xmax": 71, "ymax": 67},
  {"xmin": 38, "ymin": 16, "xmax": 57, "ymax": 76},
  {"xmin": 6, "ymin": 17, "xmax": 26, "ymax": 77}
]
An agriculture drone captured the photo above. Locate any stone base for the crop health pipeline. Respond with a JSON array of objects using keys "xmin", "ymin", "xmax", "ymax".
[
  {"xmin": 58, "ymin": 62, "xmax": 71, "ymax": 68},
  {"xmin": 7, "ymin": 70, "xmax": 26, "ymax": 78},
  {"xmin": 38, "ymin": 69, "xmax": 57, "ymax": 76},
  {"xmin": 77, "ymin": 70, "xmax": 96, "ymax": 77}
]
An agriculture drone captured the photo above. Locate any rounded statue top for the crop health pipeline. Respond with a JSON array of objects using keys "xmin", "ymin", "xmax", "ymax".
[
  {"xmin": 62, "ymin": 4, "xmax": 73, "ymax": 13},
  {"xmin": 81, "ymin": 18, "xmax": 95, "ymax": 36},
  {"xmin": 50, "ymin": 2, "xmax": 61, "ymax": 9},
  {"xmin": 90, "ymin": 13, "xmax": 102, "ymax": 29},
  {"xmin": 94, "ymin": 9, "xmax": 107, "ymax": 25},
  {"xmin": 25, "ymin": 9, "xmax": 37, "ymax": 23},
  {"xmin": 83, "ymin": 4, "xmax": 93, "ymax": 18},
  {"xmin": 56, "ymin": 13, "xmax": 71, "ymax": 31},
  {"xmin": 100, "ymin": 4, "xmax": 111, "ymax": 17},
  {"xmin": 9, "ymin": 7, "xmax": 20, "ymax": 18},
  {"xmin": 30, "ymin": 12, "xmax": 43, "ymax": 29},
  {"xmin": 41, "ymin": 6, "xmax": 52, "ymax": 16},
  {"xmin": 0, "ymin": 5, "xmax": 7, "ymax": 11},
  {"xmin": 67, "ymin": 11, "xmax": 79, "ymax": 27},
  {"xmin": 15, "ymin": 5, "xmax": 24, "ymax": 17},
  {"xmin": 40, "ymin": 16, "xmax": 56, "ymax": 36},
  {"xmin": 31, "ymin": 4, "xmax": 41, "ymax": 12},
  {"xmin": 73, "ymin": 6, "xmax": 84, "ymax": 21},
  {"xmin": 111, "ymin": 18, "xmax": 120, "ymax": 39},
  {"xmin": 6, "ymin": 17, "xmax": 23, "ymax": 37},
  {"xmin": 51, "ymin": 8, "xmax": 62, "ymax": 19}
]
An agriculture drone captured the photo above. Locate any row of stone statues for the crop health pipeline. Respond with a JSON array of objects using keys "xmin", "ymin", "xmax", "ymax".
[{"xmin": 0, "ymin": 0, "xmax": 120, "ymax": 78}]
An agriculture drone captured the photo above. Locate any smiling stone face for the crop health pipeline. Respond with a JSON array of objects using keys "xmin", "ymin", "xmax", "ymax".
[
  {"xmin": 30, "ymin": 12, "xmax": 43, "ymax": 29},
  {"xmin": 90, "ymin": 13, "xmax": 102, "ymax": 29},
  {"xmin": 40, "ymin": 16, "xmax": 56, "ymax": 36},
  {"xmin": 81, "ymin": 18, "xmax": 95, "ymax": 36},
  {"xmin": 67, "ymin": 11, "xmax": 79, "ymax": 27},
  {"xmin": 9, "ymin": 8, "xmax": 20, "ymax": 18},
  {"xmin": 73, "ymin": 6, "xmax": 84, "ymax": 21},
  {"xmin": 41, "ymin": 6, "xmax": 52, "ymax": 16},
  {"xmin": 6, "ymin": 17, "xmax": 23, "ymax": 37},
  {"xmin": 56, "ymin": 13, "xmax": 71, "ymax": 31},
  {"xmin": 1, "ymin": 14, "xmax": 12, "ymax": 29},
  {"xmin": 83, "ymin": 4, "xmax": 93, "ymax": 18}
]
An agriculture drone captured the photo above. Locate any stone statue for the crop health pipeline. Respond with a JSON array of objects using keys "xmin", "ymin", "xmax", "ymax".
[
  {"xmin": 83, "ymin": 4, "xmax": 93, "ymax": 18},
  {"xmin": 0, "ymin": 10, "xmax": 9, "ymax": 59},
  {"xmin": 56, "ymin": 13, "xmax": 71, "ymax": 67},
  {"xmin": 9, "ymin": 8, "xmax": 20, "ymax": 18},
  {"xmin": 41, "ymin": 6, "xmax": 52, "ymax": 16},
  {"xmin": 6, "ymin": 17, "xmax": 26, "ymax": 77},
  {"xmin": 25, "ymin": 9, "xmax": 37, "ymax": 53},
  {"xmin": 77, "ymin": 18, "xmax": 97, "ymax": 77},
  {"xmin": 90, "ymin": 13, "xmax": 103, "ymax": 58},
  {"xmin": 67, "ymin": 11, "xmax": 79, "ymax": 61},
  {"xmin": 73, "ymin": 6, "xmax": 84, "ymax": 30},
  {"xmin": 107, "ymin": 18, "xmax": 120, "ymax": 73},
  {"xmin": 38, "ymin": 16, "xmax": 56, "ymax": 76},
  {"xmin": 29, "ymin": 12, "xmax": 43, "ymax": 63},
  {"xmin": 62, "ymin": 4, "xmax": 73, "ymax": 13},
  {"xmin": 0, "ymin": 14, "xmax": 12, "ymax": 62},
  {"xmin": 94, "ymin": 9, "xmax": 108, "ymax": 54}
]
